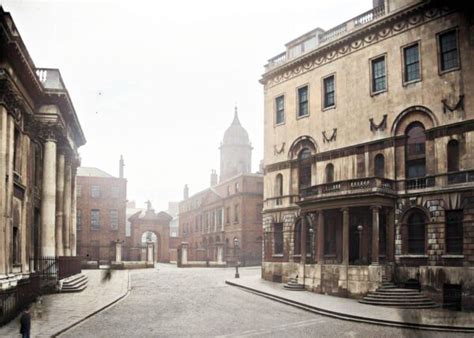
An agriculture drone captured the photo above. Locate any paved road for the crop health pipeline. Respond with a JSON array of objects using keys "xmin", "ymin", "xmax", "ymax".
[{"xmin": 62, "ymin": 264, "xmax": 467, "ymax": 337}]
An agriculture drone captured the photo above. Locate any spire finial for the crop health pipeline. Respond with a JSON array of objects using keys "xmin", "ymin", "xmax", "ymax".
[{"xmin": 232, "ymin": 103, "xmax": 240, "ymax": 126}]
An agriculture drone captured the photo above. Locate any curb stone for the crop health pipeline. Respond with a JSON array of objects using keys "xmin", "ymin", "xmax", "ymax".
[
  {"xmin": 54, "ymin": 270, "xmax": 131, "ymax": 337},
  {"xmin": 225, "ymin": 280, "xmax": 474, "ymax": 334}
]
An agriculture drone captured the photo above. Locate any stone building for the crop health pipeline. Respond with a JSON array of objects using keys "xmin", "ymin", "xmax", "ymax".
[
  {"xmin": 179, "ymin": 109, "xmax": 264, "ymax": 266},
  {"xmin": 75, "ymin": 163, "xmax": 127, "ymax": 262},
  {"xmin": 0, "ymin": 7, "xmax": 85, "ymax": 287},
  {"xmin": 261, "ymin": 0, "xmax": 474, "ymax": 310},
  {"xmin": 127, "ymin": 202, "xmax": 172, "ymax": 263}
]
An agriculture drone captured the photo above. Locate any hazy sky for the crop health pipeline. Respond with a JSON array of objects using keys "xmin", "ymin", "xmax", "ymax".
[{"xmin": 2, "ymin": 0, "xmax": 371, "ymax": 211}]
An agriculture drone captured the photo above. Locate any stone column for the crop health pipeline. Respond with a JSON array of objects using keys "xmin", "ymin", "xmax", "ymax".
[
  {"xmin": 115, "ymin": 241, "xmax": 122, "ymax": 263},
  {"xmin": 0, "ymin": 107, "xmax": 8, "ymax": 275},
  {"xmin": 70, "ymin": 170, "xmax": 77, "ymax": 256},
  {"xmin": 5, "ymin": 115, "xmax": 14, "ymax": 273},
  {"xmin": 40, "ymin": 137, "xmax": 57, "ymax": 257},
  {"xmin": 63, "ymin": 160, "xmax": 72, "ymax": 256},
  {"xmin": 216, "ymin": 242, "xmax": 224, "ymax": 264},
  {"xmin": 300, "ymin": 214, "xmax": 307, "ymax": 264},
  {"xmin": 371, "ymin": 206, "xmax": 381, "ymax": 265},
  {"xmin": 386, "ymin": 208, "xmax": 395, "ymax": 262},
  {"xmin": 146, "ymin": 241, "xmax": 154, "ymax": 265},
  {"xmin": 317, "ymin": 211, "xmax": 324, "ymax": 263},
  {"xmin": 181, "ymin": 242, "xmax": 188, "ymax": 265},
  {"xmin": 55, "ymin": 152, "xmax": 65, "ymax": 256},
  {"xmin": 342, "ymin": 208, "xmax": 350, "ymax": 265}
]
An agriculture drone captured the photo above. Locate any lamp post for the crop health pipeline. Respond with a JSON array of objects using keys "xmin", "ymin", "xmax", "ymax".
[
  {"xmin": 357, "ymin": 225, "xmax": 363, "ymax": 265},
  {"xmin": 234, "ymin": 238, "xmax": 240, "ymax": 278}
]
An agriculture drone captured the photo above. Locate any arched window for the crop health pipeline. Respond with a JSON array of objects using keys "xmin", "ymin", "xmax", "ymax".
[
  {"xmin": 407, "ymin": 211, "xmax": 426, "ymax": 254},
  {"xmin": 374, "ymin": 154, "xmax": 385, "ymax": 177},
  {"xmin": 294, "ymin": 221, "xmax": 301, "ymax": 255},
  {"xmin": 325, "ymin": 163, "xmax": 334, "ymax": 183},
  {"xmin": 405, "ymin": 122, "xmax": 426, "ymax": 178},
  {"xmin": 275, "ymin": 174, "xmax": 283, "ymax": 205},
  {"xmin": 447, "ymin": 140, "xmax": 459, "ymax": 172},
  {"xmin": 298, "ymin": 149, "xmax": 312, "ymax": 191}
]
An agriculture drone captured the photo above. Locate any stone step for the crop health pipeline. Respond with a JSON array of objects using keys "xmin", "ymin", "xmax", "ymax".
[
  {"xmin": 359, "ymin": 300, "xmax": 438, "ymax": 309},
  {"xmin": 60, "ymin": 273, "xmax": 88, "ymax": 293},
  {"xmin": 363, "ymin": 296, "xmax": 435, "ymax": 303},
  {"xmin": 375, "ymin": 288, "xmax": 420, "ymax": 293},
  {"xmin": 63, "ymin": 275, "xmax": 87, "ymax": 288},
  {"xmin": 366, "ymin": 293, "xmax": 428, "ymax": 299}
]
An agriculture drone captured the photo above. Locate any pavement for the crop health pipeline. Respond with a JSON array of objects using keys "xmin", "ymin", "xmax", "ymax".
[
  {"xmin": 60, "ymin": 264, "xmax": 471, "ymax": 337},
  {"xmin": 225, "ymin": 274, "xmax": 474, "ymax": 333},
  {"xmin": 0, "ymin": 269, "xmax": 130, "ymax": 337}
]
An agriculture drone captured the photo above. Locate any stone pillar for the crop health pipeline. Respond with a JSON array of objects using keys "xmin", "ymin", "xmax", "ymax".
[
  {"xmin": 181, "ymin": 242, "xmax": 188, "ymax": 265},
  {"xmin": 115, "ymin": 241, "xmax": 122, "ymax": 263},
  {"xmin": 342, "ymin": 208, "xmax": 350, "ymax": 265},
  {"xmin": 387, "ymin": 208, "xmax": 395, "ymax": 262},
  {"xmin": 5, "ymin": 115, "xmax": 14, "ymax": 273},
  {"xmin": 63, "ymin": 161, "xmax": 72, "ymax": 256},
  {"xmin": 0, "ymin": 107, "xmax": 8, "ymax": 275},
  {"xmin": 146, "ymin": 241, "xmax": 154, "ymax": 265},
  {"xmin": 371, "ymin": 206, "xmax": 380, "ymax": 265},
  {"xmin": 317, "ymin": 211, "xmax": 324, "ymax": 263},
  {"xmin": 70, "ymin": 170, "xmax": 77, "ymax": 256},
  {"xmin": 40, "ymin": 138, "xmax": 57, "ymax": 257},
  {"xmin": 216, "ymin": 242, "xmax": 224, "ymax": 264},
  {"xmin": 301, "ymin": 214, "xmax": 307, "ymax": 264},
  {"xmin": 55, "ymin": 152, "xmax": 65, "ymax": 256}
]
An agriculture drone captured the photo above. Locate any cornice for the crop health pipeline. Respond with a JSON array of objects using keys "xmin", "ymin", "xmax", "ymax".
[{"xmin": 261, "ymin": 2, "xmax": 453, "ymax": 88}]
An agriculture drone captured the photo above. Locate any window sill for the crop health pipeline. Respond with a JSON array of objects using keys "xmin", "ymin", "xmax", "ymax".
[
  {"xmin": 439, "ymin": 67, "xmax": 460, "ymax": 76},
  {"xmin": 399, "ymin": 254, "xmax": 428, "ymax": 258},
  {"xmin": 293, "ymin": 254, "xmax": 301, "ymax": 258},
  {"xmin": 322, "ymin": 105, "xmax": 336, "ymax": 112},
  {"xmin": 272, "ymin": 254, "xmax": 284, "ymax": 258},
  {"xmin": 441, "ymin": 254, "xmax": 464, "ymax": 259},
  {"xmin": 370, "ymin": 89, "xmax": 387, "ymax": 97},
  {"xmin": 274, "ymin": 122, "xmax": 285, "ymax": 127},
  {"xmin": 403, "ymin": 78, "xmax": 421, "ymax": 87},
  {"xmin": 296, "ymin": 113, "xmax": 309, "ymax": 120},
  {"xmin": 323, "ymin": 254, "xmax": 337, "ymax": 258}
]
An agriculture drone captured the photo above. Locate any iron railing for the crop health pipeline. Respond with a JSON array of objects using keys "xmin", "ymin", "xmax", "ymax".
[{"xmin": 0, "ymin": 274, "xmax": 40, "ymax": 325}]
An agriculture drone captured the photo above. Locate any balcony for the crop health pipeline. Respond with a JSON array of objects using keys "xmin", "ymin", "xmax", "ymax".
[
  {"xmin": 300, "ymin": 177, "xmax": 395, "ymax": 199},
  {"xmin": 35, "ymin": 68, "xmax": 65, "ymax": 90},
  {"xmin": 265, "ymin": 5, "xmax": 385, "ymax": 71}
]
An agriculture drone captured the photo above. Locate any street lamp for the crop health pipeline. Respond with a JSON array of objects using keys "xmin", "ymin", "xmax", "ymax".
[
  {"xmin": 234, "ymin": 238, "xmax": 240, "ymax": 278},
  {"xmin": 357, "ymin": 225, "xmax": 363, "ymax": 265}
]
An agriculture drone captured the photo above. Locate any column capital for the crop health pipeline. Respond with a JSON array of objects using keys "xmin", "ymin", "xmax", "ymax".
[
  {"xmin": 341, "ymin": 207, "xmax": 350, "ymax": 213},
  {"xmin": 370, "ymin": 205, "xmax": 382, "ymax": 211}
]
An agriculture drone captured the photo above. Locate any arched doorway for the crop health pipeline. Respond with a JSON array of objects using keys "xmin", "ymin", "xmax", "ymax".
[{"xmin": 141, "ymin": 231, "xmax": 159, "ymax": 262}]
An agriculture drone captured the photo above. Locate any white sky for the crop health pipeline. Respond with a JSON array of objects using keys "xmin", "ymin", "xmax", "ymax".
[{"xmin": 2, "ymin": 0, "xmax": 371, "ymax": 211}]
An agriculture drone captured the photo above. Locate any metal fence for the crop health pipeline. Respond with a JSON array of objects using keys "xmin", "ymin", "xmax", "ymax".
[{"xmin": 0, "ymin": 273, "xmax": 40, "ymax": 326}]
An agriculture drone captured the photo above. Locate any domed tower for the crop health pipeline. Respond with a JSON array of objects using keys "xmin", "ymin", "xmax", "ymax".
[{"xmin": 219, "ymin": 106, "xmax": 252, "ymax": 182}]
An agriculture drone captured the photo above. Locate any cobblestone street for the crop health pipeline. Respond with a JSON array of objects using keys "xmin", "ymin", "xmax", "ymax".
[{"xmin": 61, "ymin": 265, "xmax": 468, "ymax": 337}]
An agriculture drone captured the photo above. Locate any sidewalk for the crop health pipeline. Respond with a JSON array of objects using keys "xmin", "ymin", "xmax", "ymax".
[
  {"xmin": 0, "ymin": 269, "xmax": 130, "ymax": 337},
  {"xmin": 226, "ymin": 275, "xmax": 474, "ymax": 333}
]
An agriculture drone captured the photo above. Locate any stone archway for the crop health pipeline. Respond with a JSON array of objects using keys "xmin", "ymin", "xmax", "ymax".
[{"xmin": 141, "ymin": 231, "xmax": 159, "ymax": 262}]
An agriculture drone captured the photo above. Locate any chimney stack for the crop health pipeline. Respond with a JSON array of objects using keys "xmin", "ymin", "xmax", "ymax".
[
  {"xmin": 183, "ymin": 184, "xmax": 189, "ymax": 200},
  {"xmin": 119, "ymin": 155, "xmax": 125, "ymax": 178},
  {"xmin": 210, "ymin": 169, "xmax": 218, "ymax": 186}
]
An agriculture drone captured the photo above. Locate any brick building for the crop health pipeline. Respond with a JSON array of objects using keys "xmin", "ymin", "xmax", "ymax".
[
  {"xmin": 179, "ymin": 109, "xmax": 264, "ymax": 266},
  {"xmin": 261, "ymin": 0, "xmax": 474, "ymax": 310},
  {"xmin": 76, "ymin": 165, "xmax": 127, "ymax": 262}
]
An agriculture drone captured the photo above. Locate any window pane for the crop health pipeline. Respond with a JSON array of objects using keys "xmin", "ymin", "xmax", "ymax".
[
  {"xmin": 440, "ymin": 31, "xmax": 459, "ymax": 71},
  {"xmin": 324, "ymin": 76, "xmax": 335, "ymax": 108},
  {"xmin": 372, "ymin": 57, "xmax": 386, "ymax": 92},
  {"xmin": 404, "ymin": 44, "xmax": 420, "ymax": 82},
  {"xmin": 408, "ymin": 212, "xmax": 425, "ymax": 254},
  {"xmin": 276, "ymin": 96, "xmax": 285, "ymax": 124},
  {"xmin": 274, "ymin": 223, "xmax": 284, "ymax": 254},
  {"xmin": 298, "ymin": 86, "xmax": 308, "ymax": 117},
  {"xmin": 446, "ymin": 210, "xmax": 463, "ymax": 254}
]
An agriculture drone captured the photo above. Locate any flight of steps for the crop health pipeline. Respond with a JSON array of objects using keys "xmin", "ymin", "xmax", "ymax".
[
  {"xmin": 60, "ymin": 273, "xmax": 88, "ymax": 293},
  {"xmin": 283, "ymin": 277, "xmax": 305, "ymax": 291},
  {"xmin": 359, "ymin": 279, "xmax": 438, "ymax": 309}
]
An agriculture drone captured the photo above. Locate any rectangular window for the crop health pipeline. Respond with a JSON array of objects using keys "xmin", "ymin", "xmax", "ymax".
[
  {"xmin": 446, "ymin": 210, "xmax": 463, "ymax": 254},
  {"xmin": 76, "ymin": 185, "xmax": 82, "ymax": 197},
  {"xmin": 91, "ymin": 209, "xmax": 100, "ymax": 230},
  {"xmin": 226, "ymin": 207, "xmax": 230, "ymax": 224},
  {"xmin": 235, "ymin": 182, "xmax": 239, "ymax": 192},
  {"xmin": 439, "ymin": 30, "xmax": 459, "ymax": 72},
  {"xmin": 256, "ymin": 204, "xmax": 263, "ymax": 223},
  {"xmin": 273, "ymin": 223, "xmax": 283, "ymax": 255},
  {"xmin": 323, "ymin": 76, "xmax": 335, "ymax": 108},
  {"xmin": 77, "ymin": 209, "xmax": 82, "ymax": 230},
  {"xmin": 404, "ymin": 44, "xmax": 420, "ymax": 82},
  {"xmin": 275, "ymin": 96, "xmax": 285, "ymax": 124},
  {"xmin": 91, "ymin": 185, "xmax": 100, "ymax": 198},
  {"xmin": 297, "ymin": 86, "xmax": 308, "ymax": 117},
  {"xmin": 110, "ymin": 209, "xmax": 118, "ymax": 230},
  {"xmin": 234, "ymin": 204, "xmax": 239, "ymax": 222},
  {"xmin": 371, "ymin": 56, "xmax": 386, "ymax": 93},
  {"xmin": 111, "ymin": 186, "xmax": 119, "ymax": 198}
]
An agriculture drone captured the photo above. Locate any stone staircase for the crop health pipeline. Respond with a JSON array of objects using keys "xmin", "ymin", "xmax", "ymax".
[
  {"xmin": 283, "ymin": 277, "xmax": 305, "ymax": 291},
  {"xmin": 359, "ymin": 278, "xmax": 438, "ymax": 309},
  {"xmin": 59, "ymin": 273, "xmax": 88, "ymax": 293}
]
